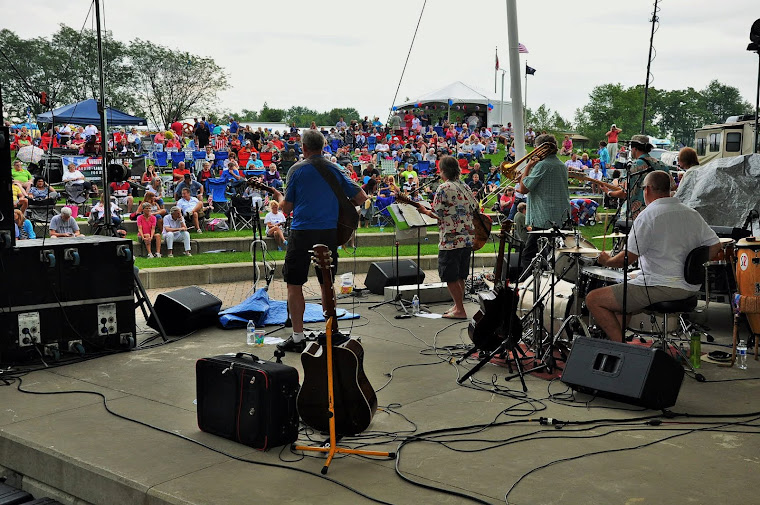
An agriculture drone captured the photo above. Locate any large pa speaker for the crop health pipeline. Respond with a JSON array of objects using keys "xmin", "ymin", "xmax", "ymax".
[
  {"xmin": 561, "ymin": 337, "xmax": 685, "ymax": 410},
  {"xmin": 147, "ymin": 286, "xmax": 222, "ymax": 335},
  {"xmin": 364, "ymin": 260, "xmax": 425, "ymax": 295}
]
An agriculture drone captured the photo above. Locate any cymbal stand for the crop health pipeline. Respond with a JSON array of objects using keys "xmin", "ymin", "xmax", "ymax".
[{"xmin": 551, "ymin": 250, "xmax": 590, "ymax": 357}]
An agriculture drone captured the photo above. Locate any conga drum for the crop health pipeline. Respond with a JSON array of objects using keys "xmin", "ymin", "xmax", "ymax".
[{"xmin": 735, "ymin": 237, "xmax": 760, "ymax": 334}]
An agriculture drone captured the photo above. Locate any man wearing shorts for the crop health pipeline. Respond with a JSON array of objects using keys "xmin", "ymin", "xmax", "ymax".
[
  {"xmin": 586, "ymin": 170, "xmax": 720, "ymax": 342},
  {"xmin": 268, "ymin": 129, "xmax": 367, "ymax": 352},
  {"xmin": 420, "ymin": 156, "xmax": 477, "ymax": 319}
]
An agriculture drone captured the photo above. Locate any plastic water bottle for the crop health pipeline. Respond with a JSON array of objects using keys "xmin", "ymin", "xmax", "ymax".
[
  {"xmin": 737, "ymin": 339, "xmax": 748, "ymax": 370},
  {"xmin": 412, "ymin": 295, "xmax": 420, "ymax": 315},
  {"xmin": 246, "ymin": 320, "xmax": 256, "ymax": 346},
  {"xmin": 689, "ymin": 332, "xmax": 701, "ymax": 369}
]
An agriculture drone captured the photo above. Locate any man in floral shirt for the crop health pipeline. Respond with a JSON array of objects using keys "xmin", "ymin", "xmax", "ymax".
[{"xmin": 420, "ymin": 156, "xmax": 477, "ymax": 319}]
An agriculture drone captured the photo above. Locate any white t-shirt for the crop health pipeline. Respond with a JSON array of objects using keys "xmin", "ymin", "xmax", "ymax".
[
  {"xmin": 62, "ymin": 169, "xmax": 86, "ymax": 184},
  {"xmin": 628, "ymin": 197, "xmax": 718, "ymax": 291},
  {"xmin": 84, "ymin": 125, "xmax": 98, "ymax": 137},
  {"xmin": 264, "ymin": 211, "xmax": 286, "ymax": 227},
  {"xmin": 163, "ymin": 214, "xmax": 186, "ymax": 235},
  {"xmin": 176, "ymin": 197, "xmax": 200, "ymax": 214},
  {"xmin": 589, "ymin": 170, "xmax": 603, "ymax": 181}
]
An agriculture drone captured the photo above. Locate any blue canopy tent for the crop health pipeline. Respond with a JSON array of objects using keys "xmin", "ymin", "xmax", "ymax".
[{"xmin": 36, "ymin": 99, "xmax": 147, "ymax": 126}]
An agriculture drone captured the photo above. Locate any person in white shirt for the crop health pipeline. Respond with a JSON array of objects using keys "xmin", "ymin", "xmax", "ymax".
[
  {"xmin": 90, "ymin": 197, "xmax": 122, "ymax": 226},
  {"xmin": 586, "ymin": 170, "xmax": 720, "ymax": 343},
  {"xmin": 83, "ymin": 124, "xmax": 98, "ymax": 137},
  {"xmin": 162, "ymin": 206, "xmax": 192, "ymax": 257},
  {"xmin": 62, "ymin": 163, "xmax": 94, "ymax": 194},
  {"xmin": 176, "ymin": 187, "xmax": 205, "ymax": 233},
  {"xmin": 264, "ymin": 200, "xmax": 288, "ymax": 250},
  {"xmin": 589, "ymin": 164, "xmax": 603, "ymax": 193},
  {"xmin": 564, "ymin": 153, "xmax": 583, "ymax": 171}
]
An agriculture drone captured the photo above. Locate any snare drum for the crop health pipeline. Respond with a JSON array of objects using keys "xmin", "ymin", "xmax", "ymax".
[
  {"xmin": 580, "ymin": 266, "xmax": 624, "ymax": 298},
  {"xmin": 709, "ymin": 237, "xmax": 735, "ymax": 264},
  {"xmin": 554, "ymin": 236, "xmax": 598, "ymax": 283},
  {"xmin": 735, "ymin": 237, "xmax": 760, "ymax": 334},
  {"xmin": 518, "ymin": 272, "xmax": 575, "ymax": 335}
]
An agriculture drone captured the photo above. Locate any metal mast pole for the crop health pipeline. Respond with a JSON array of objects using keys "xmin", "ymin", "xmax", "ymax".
[
  {"xmin": 641, "ymin": 0, "xmax": 659, "ymax": 134},
  {"xmin": 506, "ymin": 0, "xmax": 525, "ymax": 159},
  {"xmin": 94, "ymin": 0, "xmax": 112, "ymax": 232}
]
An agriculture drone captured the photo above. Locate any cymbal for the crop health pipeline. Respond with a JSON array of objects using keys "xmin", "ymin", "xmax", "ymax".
[
  {"xmin": 528, "ymin": 229, "xmax": 573, "ymax": 235},
  {"xmin": 557, "ymin": 246, "xmax": 599, "ymax": 255},
  {"xmin": 592, "ymin": 232, "xmax": 627, "ymax": 239}
]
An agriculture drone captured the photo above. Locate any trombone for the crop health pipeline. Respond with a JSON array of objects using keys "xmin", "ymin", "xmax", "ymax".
[{"xmin": 499, "ymin": 142, "xmax": 557, "ymax": 180}]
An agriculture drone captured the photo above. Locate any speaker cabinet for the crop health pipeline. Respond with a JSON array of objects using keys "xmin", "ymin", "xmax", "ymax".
[
  {"xmin": 148, "ymin": 286, "xmax": 222, "ymax": 335},
  {"xmin": 561, "ymin": 337, "xmax": 685, "ymax": 410},
  {"xmin": 364, "ymin": 260, "xmax": 425, "ymax": 295}
]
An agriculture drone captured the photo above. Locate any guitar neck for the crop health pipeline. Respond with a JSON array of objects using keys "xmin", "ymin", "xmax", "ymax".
[
  {"xmin": 568, "ymin": 172, "xmax": 618, "ymax": 191},
  {"xmin": 246, "ymin": 177, "xmax": 277, "ymax": 194}
]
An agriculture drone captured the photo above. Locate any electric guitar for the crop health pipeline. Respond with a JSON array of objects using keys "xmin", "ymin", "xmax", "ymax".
[
  {"xmin": 395, "ymin": 193, "xmax": 492, "ymax": 251},
  {"xmin": 467, "ymin": 223, "xmax": 522, "ymax": 352},
  {"xmin": 296, "ymin": 245, "xmax": 377, "ymax": 435},
  {"xmin": 246, "ymin": 177, "xmax": 358, "ymax": 245}
]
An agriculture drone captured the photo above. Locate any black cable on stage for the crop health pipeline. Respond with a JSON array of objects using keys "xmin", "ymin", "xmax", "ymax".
[{"xmin": 10, "ymin": 375, "xmax": 397, "ymax": 505}]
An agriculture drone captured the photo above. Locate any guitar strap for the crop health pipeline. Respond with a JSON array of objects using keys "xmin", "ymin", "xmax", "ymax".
[{"xmin": 297, "ymin": 155, "xmax": 358, "ymax": 205}]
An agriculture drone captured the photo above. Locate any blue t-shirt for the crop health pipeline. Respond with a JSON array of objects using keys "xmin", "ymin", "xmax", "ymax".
[
  {"xmin": 285, "ymin": 157, "xmax": 359, "ymax": 230},
  {"xmin": 229, "ymin": 121, "xmax": 239, "ymax": 134}
]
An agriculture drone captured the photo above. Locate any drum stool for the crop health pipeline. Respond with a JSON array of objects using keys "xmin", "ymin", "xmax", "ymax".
[{"xmin": 644, "ymin": 296, "xmax": 699, "ymax": 373}]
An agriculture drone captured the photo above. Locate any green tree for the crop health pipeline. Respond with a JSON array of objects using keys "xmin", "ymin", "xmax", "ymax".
[
  {"xmin": 700, "ymin": 79, "xmax": 752, "ymax": 125},
  {"xmin": 575, "ymin": 83, "xmax": 660, "ymax": 145},
  {"xmin": 284, "ymin": 105, "xmax": 319, "ymax": 127},
  {"xmin": 258, "ymin": 102, "xmax": 285, "ymax": 122},
  {"xmin": 128, "ymin": 39, "xmax": 229, "ymax": 128},
  {"xmin": 524, "ymin": 104, "xmax": 570, "ymax": 136}
]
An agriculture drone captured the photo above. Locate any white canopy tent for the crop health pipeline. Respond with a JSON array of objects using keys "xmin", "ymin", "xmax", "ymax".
[{"xmin": 395, "ymin": 81, "xmax": 513, "ymax": 129}]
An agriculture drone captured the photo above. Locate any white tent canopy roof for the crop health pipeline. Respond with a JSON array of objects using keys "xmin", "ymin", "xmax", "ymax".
[{"xmin": 396, "ymin": 81, "xmax": 509, "ymax": 108}]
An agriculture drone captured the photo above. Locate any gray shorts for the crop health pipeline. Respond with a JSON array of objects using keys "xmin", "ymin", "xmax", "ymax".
[
  {"xmin": 611, "ymin": 283, "xmax": 695, "ymax": 313},
  {"xmin": 438, "ymin": 247, "xmax": 471, "ymax": 283}
]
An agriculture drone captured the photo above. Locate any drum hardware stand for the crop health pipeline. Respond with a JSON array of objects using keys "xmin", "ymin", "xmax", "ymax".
[{"xmin": 551, "ymin": 249, "xmax": 591, "ymax": 357}]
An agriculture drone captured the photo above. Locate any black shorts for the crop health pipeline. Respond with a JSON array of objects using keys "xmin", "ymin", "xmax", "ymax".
[
  {"xmin": 283, "ymin": 229, "xmax": 338, "ymax": 285},
  {"xmin": 438, "ymin": 246, "xmax": 472, "ymax": 282}
]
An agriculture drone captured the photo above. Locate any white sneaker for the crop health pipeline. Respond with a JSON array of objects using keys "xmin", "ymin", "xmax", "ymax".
[
  {"xmin": 155, "ymin": 253, "xmax": 161, "ymax": 258},
  {"xmin": 147, "ymin": 253, "xmax": 154, "ymax": 258}
]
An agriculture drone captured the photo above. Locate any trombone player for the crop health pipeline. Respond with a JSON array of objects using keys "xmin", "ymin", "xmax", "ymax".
[{"xmin": 514, "ymin": 134, "xmax": 570, "ymax": 271}]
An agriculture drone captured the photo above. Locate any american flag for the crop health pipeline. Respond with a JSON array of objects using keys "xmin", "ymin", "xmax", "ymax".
[{"xmin": 518, "ymin": 43, "xmax": 529, "ymax": 54}]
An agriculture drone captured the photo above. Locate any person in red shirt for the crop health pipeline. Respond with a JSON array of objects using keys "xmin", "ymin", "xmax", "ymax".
[
  {"xmin": 172, "ymin": 161, "xmax": 191, "ymax": 183},
  {"xmin": 40, "ymin": 129, "xmax": 59, "ymax": 150},
  {"xmin": 170, "ymin": 119, "xmax": 183, "ymax": 139},
  {"xmin": 165, "ymin": 134, "xmax": 182, "ymax": 149},
  {"xmin": 403, "ymin": 112, "xmax": 414, "ymax": 131},
  {"xmin": 271, "ymin": 137, "xmax": 284, "ymax": 150},
  {"xmin": 605, "ymin": 124, "xmax": 622, "ymax": 165},
  {"xmin": 110, "ymin": 179, "xmax": 134, "ymax": 213}
]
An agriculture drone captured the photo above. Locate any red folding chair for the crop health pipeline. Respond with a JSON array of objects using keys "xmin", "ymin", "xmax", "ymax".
[{"xmin": 259, "ymin": 151, "xmax": 273, "ymax": 167}]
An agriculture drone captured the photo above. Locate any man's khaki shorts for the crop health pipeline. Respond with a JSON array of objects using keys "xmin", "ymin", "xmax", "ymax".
[{"xmin": 610, "ymin": 283, "xmax": 695, "ymax": 313}]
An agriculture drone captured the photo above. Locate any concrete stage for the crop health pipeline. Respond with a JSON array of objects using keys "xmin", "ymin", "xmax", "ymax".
[{"xmin": 0, "ymin": 272, "xmax": 758, "ymax": 505}]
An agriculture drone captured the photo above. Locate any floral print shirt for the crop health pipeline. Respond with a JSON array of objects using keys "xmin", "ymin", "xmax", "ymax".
[{"xmin": 433, "ymin": 180, "xmax": 476, "ymax": 250}]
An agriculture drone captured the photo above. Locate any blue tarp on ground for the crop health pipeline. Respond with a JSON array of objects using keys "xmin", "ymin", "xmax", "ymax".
[
  {"xmin": 36, "ymin": 99, "xmax": 147, "ymax": 126},
  {"xmin": 218, "ymin": 288, "xmax": 359, "ymax": 329}
]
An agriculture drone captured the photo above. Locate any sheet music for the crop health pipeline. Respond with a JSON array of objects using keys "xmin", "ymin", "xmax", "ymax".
[{"xmin": 398, "ymin": 202, "xmax": 437, "ymax": 227}]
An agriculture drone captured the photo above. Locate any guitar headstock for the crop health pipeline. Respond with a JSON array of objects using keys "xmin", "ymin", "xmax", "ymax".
[
  {"xmin": 395, "ymin": 193, "xmax": 412, "ymax": 206},
  {"xmin": 310, "ymin": 244, "xmax": 337, "ymax": 320},
  {"xmin": 501, "ymin": 219, "xmax": 513, "ymax": 234},
  {"xmin": 246, "ymin": 177, "xmax": 275, "ymax": 194}
]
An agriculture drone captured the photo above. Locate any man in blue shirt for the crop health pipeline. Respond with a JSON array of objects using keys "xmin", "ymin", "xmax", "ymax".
[
  {"xmin": 229, "ymin": 117, "xmax": 239, "ymax": 135},
  {"xmin": 269, "ymin": 129, "xmax": 367, "ymax": 352}
]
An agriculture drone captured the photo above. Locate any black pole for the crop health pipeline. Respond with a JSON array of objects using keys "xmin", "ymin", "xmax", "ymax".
[
  {"xmin": 641, "ymin": 0, "xmax": 659, "ymax": 134},
  {"xmin": 755, "ymin": 51, "xmax": 759, "ymax": 153},
  {"xmin": 94, "ymin": 0, "xmax": 112, "ymax": 232}
]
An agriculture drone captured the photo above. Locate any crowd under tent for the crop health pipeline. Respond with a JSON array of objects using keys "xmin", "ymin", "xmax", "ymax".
[{"xmin": 395, "ymin": 81, "xmax": 513, "ymax": 129}]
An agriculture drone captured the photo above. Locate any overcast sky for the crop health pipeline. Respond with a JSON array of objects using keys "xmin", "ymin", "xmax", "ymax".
[{"xmin": 2, "ymin": 0, "xmax": 758, "ymax": 125}]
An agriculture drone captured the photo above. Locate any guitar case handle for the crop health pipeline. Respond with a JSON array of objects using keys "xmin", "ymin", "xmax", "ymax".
[{"xmin": 235, "ymin": 352, "xmax": 260, "ymax": 361}]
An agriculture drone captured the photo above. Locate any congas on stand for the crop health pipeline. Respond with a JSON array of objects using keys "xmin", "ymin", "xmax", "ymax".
[{"xmin": 735, "ymin": 237, "xmax": 760, "ymax": 334}]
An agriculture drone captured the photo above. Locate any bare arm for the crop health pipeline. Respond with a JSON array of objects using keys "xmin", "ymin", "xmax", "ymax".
[{"xmin": 597, "ymin": 250, "xmax": 639, "ymax": 268}]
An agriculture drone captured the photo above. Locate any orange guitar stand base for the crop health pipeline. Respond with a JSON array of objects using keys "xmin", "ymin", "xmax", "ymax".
[{"xmin": 292, "ymin": 315, "xmax": 394, "ymax": 474}]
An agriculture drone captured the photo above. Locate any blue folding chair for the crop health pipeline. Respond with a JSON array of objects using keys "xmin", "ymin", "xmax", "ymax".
[
  {"xmin": 170, "ymin": 151, "xmax": 185, "ymax": 168},
  {"xmin": 243, "ymin": 169, "xmax": 265, "ymax": 178},
  {"xmin": 330, "ymin": 138, "xmax": 340, "ymax": 152},
  {"xmin": 415, "ymin": 160, "xmax": 431, "ymax": 175},
  {"xmin": 207, "ymin": 177, "xmax": 231, "ymax": 214},
  {"xmin": 153, "ymin": 151, "xmax": 168, "ymax": 170},
  {"xmin": 433, "ymin": 126, "xmax": 444, "ymax": 137},
  {"xmin": 367, "ymin": 136, "xmax": 377, "ymax": 151},
  {"xmin": 214, "ymin": 150, "xmax": 229, "ymax": 170},
  {"xmin": 192, "ymin": 150, "xmax": 206, "ymax": 171}
]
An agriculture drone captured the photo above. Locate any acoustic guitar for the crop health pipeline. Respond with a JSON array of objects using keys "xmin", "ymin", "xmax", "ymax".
[
  {"xmin": 296, "ymin": 245, "xmax": 377, "ymax": 435},
  {"xmin": 395, "ymin": 193, "xmax": 492, "ymax": 251},
  {"xmin": 567, "ymin": 171, "xmax": 620, "ymax": 192},
  {"xmin": 246, "ymin": 175, "xmax": 358, "ymax": 245},
  {"xmin": 467, "ymin": 223, "xmax": 522, "ymax": 352}
]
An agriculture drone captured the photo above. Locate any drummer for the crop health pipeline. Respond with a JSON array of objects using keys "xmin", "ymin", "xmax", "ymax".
[{"xmin": 586, "ymin": 170, "xmax": 720, "ymax": 343}]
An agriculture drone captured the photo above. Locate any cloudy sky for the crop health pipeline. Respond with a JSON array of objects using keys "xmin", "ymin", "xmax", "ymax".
[{"xmin": 3, "ymin": 0, "xmax": 758, "ymax": 124}]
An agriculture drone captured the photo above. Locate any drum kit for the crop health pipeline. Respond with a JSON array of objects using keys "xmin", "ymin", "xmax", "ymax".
[{"xmin": 515, "ymin": 227, "xmax": 619, "ymax": 371}]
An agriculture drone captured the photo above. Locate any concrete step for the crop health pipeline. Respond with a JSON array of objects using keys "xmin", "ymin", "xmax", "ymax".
[{"xmin": 136, "ymin": 252, "xmax": 500, "ymax": 289}]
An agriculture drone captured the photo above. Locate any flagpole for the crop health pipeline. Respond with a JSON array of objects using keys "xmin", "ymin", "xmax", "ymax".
[
  {"xmin": 500, "ymin": 70, "xmax": 505, "ymax": 126},
  {"xmin": 494, "ymin": 46, "xmax": 498, "ymax": 94},
  {"xmin": 524, "ymin": 60, "xmax": 528, "ymax": 128},
  {"xmin": 506, "ymin": 0, "xmax": 525, "ymax": 160}
]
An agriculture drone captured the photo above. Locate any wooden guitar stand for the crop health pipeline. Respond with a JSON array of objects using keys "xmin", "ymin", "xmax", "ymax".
[{"xmin": 293, "ymin": 316, "xmax": 394, "ymax": 474}]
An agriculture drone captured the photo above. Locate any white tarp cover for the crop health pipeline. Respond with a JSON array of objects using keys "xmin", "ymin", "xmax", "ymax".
[
  {"xmin": 396, "ymin": 81, "xmax": 503, "ymax": 107},
  {"xmin": 676, "ymin": 154, "xmax": 760, "ymax": 230}
]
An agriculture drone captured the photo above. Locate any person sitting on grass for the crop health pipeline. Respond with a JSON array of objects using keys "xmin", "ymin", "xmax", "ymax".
[
  {"xmin": 162, "ymin": 206, "xmax": 192, "ymax": 257},
  {"xmin": 264, "ymin": 200, "xmax": 288, "ymax": 251},
  {"xmin": 137, "ymin": 202, "xmax": 162, "ymax": 258},
  {"xmin": 176, "ymin": 187, "xmax": 207, "ymax": 234},
  {"xmin": 49, "ymin": 206, "xmax": 82, "ymax": 238}
]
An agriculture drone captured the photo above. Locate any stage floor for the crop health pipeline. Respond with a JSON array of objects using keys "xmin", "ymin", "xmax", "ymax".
[{"xmin": 0, "ymin": 273, "xmax": 758, "ymax": 505}]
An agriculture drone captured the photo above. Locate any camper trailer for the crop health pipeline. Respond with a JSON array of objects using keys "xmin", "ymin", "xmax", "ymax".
[{"xmin": 694, "ymin": 115, "xmax": 758, "ymax": 164}]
